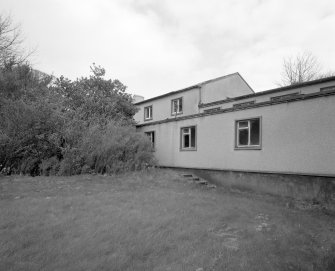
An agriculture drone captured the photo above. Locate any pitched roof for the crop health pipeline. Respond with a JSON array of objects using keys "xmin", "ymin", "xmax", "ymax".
[
  {"xmin": 199, "ymin": 75, "xmax": 335, "ymax": 108},
  {"xmin": 134, "ymin": 72, "xmax": 252, "ymax": 105}
]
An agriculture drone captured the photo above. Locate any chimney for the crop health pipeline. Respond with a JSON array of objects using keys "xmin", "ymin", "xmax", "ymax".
[{"xmin": 133, "ymin": 95, "xmax": 144, "ymax": 103}]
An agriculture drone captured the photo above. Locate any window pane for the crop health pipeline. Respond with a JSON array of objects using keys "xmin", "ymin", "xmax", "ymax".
[
  {"xmin": 250, "ymin": 119, "xmax": 260, "ymax": 145},
  {"xmin": 238, "ymin": 121, "xmax": 248, "ymax": 128},
  {"xmin": 173, "ymin": 100, "xmax": 177, "ymax": 113},
  {"xmin": 178, "ymin": 99, "xmax": 182, "ymax": 112},
  {"xmin": 145, "ymin": 107, "xmax": 152, "ymax": 119},
  {"xmin": 184, "ymin": 134, "xmax": 190, "ymax": 147},
  {"xmin": 238, "ymin": 129, "xmax": 248, "ymax": 146},
  {"xmin": 182, "ymin": 128, "xmax": 189, "ymax": 134},
  {"xmin": 190, "ymin": 127, "xmax": 195, "ymax": 147}
]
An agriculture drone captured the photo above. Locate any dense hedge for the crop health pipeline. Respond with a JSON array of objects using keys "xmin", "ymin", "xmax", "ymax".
[{"xmin": 0, "ymin": 63, "xmax": 155, "ymax": 176}]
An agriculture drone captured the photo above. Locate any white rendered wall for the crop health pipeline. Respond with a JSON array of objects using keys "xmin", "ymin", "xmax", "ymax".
[{"xmin": 139, "ymin": 95, "xmax": 335, "ymax": 176}]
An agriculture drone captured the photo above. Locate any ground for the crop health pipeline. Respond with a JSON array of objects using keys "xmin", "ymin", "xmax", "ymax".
[{"xmin": 0, "ymin": 169, "xmax": 334, "ymax": 271}]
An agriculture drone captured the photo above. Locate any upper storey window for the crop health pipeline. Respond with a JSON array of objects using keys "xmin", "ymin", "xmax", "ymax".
[
  {"xmin": 144, "ymin": 106, "xmax": 153, "ymax": 121},
  {"xmin": 171, "ymin": 97, "xmax": 183, "ymax": 115}
]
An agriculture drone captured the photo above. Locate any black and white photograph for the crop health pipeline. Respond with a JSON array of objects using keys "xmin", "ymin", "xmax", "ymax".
[{"xmin": 1, "ymin": 0, "xmax": 335, "ymax": 270}]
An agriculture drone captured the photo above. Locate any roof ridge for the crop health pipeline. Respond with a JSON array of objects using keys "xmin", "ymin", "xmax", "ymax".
[{"xmin": 135, "ymin": 72, "xmax": 242, "ymax": 105}]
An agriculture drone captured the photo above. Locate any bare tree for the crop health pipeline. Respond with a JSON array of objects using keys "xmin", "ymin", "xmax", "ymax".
[
  {"xmin": 0, "ymin": 14, "xmax": 32, "ymax": 67},
  {"xmin": 279, "ymin": 52, "xmax": 335, "ymax": 86}
]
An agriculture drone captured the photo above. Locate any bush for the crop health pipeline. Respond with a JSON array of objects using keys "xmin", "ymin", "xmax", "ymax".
[
  {"xmin": 80, "ymin": 122, "xmax": 156, "ymax": 174},
  {"xmin": 0, "ymin": 63, "xmax": 152, "ymax": 176},
  {"xmin": 39, "ymin": 156, "xmax": 60, "ymax": 176},
  {"xmin": 58, "ymin": 148, "xmax": 85, "ymax": 176},
  {"xmin": 0, "ymin": 99, "xmax": 63, "ymax": 176}
]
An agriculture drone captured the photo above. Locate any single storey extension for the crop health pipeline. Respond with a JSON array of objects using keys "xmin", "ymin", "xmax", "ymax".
[{"xmin": 134, "ymin": 72, "xmax": 335, "ymax": 177}]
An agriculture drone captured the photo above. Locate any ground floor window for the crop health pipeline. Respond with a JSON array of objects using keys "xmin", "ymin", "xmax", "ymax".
[
  {"xmin": 180, "ymin": 126, "xmax": 196, "ymax": 150},
  {"xmin": 145, "ymin": 131, "xmax": 155, "ymax": 149},
  {"xmin": 235, "ymin": 117, "xmax": 261, "ymax": 149}
]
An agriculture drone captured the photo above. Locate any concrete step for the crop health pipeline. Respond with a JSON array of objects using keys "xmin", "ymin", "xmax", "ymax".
[
  {"xmin": 181, "ymin": 173, "xmax": 216, "ymax": 189},
  {"xmin": 196, "ymin": 180, "xmax": 208, "ymax": 185}
]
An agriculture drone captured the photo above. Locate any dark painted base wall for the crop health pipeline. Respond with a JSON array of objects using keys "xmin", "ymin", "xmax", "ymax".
[{"xmin": 167, "ymin": 167, "xmax": 335, "ymax": 209}]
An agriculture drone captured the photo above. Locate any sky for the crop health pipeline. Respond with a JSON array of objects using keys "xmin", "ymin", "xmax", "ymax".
[{"xmin": 2, "ymin": 0, "xmax": 335, "ymax": 99}]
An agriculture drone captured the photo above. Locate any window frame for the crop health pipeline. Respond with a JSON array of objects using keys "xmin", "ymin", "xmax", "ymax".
[
  {"xmin": 180, "ymin": 125, "xmax": 197, "ymax": 151},
  {"xmin": 144, "ymin": 131, "xmax": 155, "ymax": 150},
  {"xmin": 234, "ymin": 117, "xmax": 262, "ymax": 150},
  {"xmin": 171, "ymin": 97, "xmax": 183, "ymax": 116},
  {"xmin": 144, "ymin": 105, "xmax": 153, "ymax": 121}
]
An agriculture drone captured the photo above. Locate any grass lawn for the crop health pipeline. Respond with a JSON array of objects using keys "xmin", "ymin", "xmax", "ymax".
[{"xmin": 0, "ymin": 169, "xmax": 334, "ymax": 271}]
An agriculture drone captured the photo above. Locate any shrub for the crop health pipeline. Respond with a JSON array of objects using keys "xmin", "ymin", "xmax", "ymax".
[
  {"xmin": 0, "ymin": 63, "xmax": 149, "ymax": 176},
  {"xmin": 0, "ymin": 99, "xmax": 63, "ymax": 176},
  {"xmin": 39, "ymin": 156, "xmax": 60, "ymax": 176},
  {"xmin": 58, "ymin": 148, "xmax": 85, "ymax": 176},
  {"xmin": 80, "ymin": 122, "xmax": 156, "ymax": 174}
]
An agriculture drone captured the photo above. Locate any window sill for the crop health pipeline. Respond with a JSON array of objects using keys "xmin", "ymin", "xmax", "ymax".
[
  {"xmin": 171, "ymin": 112, "xmax": 183, "ymax": 116},
  {"xmin": 144, "ymin": 118, "xmax": 153, "ymax": 122},
  {"xmin": 180, "ymin": 148, "xmax": 197, "ymax": 152},
  {"xmin": 234, "ymin": 146, "xmax": 262, "ymax": 150}
]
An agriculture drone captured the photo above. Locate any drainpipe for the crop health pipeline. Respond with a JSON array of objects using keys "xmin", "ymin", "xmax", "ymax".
[{"xmin": 198, "ymin": 85, "xmax": 202, "ymax": 113}]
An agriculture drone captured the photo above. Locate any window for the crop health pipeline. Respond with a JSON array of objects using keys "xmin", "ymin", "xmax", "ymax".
[
  {"xmin": 180, "ymin": 126, "xmax": 196, "ymax": 150},
  {"xmin": 204, "ymin": 107, "xmax": 221, "ymax": 113},
  {"xmin": 144, "ymin": 106, "xmax": 152, "ymax": 120},
  {"xmin": 233, "ymin": 101, "xmax": 255, "ymax": 108},
  {"xmin": 320, "ymin": 86, "xmax": 335, "ymax": 92},
  {"xmin": 270, "ymin": 92, "xmax": 299, "ymax": 101},
  {"xmin": 235, "ymin": 118, "xmax": 261, "ymax": 149},
  {"xmin": 171, "ymin": 98, "xmax": 183, "ymax": 115},
  {"xmin": 145, "ymin": 131, "xmax": 155, "ymax": 149}
]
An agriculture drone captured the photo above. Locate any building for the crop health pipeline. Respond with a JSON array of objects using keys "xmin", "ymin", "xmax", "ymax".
[{"xmin": 134, "ymin": 73, "xmax": 335, "ymax": 178}]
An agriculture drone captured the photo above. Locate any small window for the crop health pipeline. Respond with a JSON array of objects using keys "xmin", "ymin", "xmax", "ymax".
[
  {"xmin": 180, "ymin": 126, "xmax": 196, "ymax": 150},
  {"xmin": 233, "ymin": 101, "xmax": 255, "ymax": 108},
  {"xmin": 270, "ymin": 92, "xmax": 299, "ymax": 101},
  {"xmin": 204, "ymin": 107, "xmax": 221, "ymax": 113},
  {"xmin": 145, "ymin": 131, "xmax": 155, "ymax": 149},
  {"xmin": 171, "ymin": 98, "xmax": 183, "ymax": 115},
  {"xmin": 320, "ymin": 86, "xmax": 335, "ymax": 92},
  {"xmin": 144, "ymin": 106, "xmax": 152, "ymax": 120},
  {"xmin": 235, "ymin": 118, "xmax": 261, "ymax": 149}
]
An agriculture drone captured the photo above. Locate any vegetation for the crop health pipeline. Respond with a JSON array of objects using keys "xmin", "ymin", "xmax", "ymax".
[
  {"xmin": 0, "ymin": 62, "xmax": 155, "ymax": 176},
  {"xmin": 0, "ymin": 14, "xmax": 154, "ymax": 176},
  {"xmin": 1, "ymin": 170, "xmax": 334, "ymax": 270},
  {"xmin": 279, "ymin": 52, "xmax": 335, "ymax": 86}
]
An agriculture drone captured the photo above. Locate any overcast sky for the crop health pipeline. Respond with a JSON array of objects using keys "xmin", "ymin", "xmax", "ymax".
[{"xmin": 2, "ymin": 0, "xmax": 335, "ymax": 98}]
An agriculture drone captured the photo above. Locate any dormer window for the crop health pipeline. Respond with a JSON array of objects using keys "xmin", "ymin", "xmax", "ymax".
[
  {"xmin": 144, "ymin": 106, "xmax": 152, "ymax": 121},
  {"xmin": 171, "ymin": 97, "xmax": 183, "ymax": 115}
]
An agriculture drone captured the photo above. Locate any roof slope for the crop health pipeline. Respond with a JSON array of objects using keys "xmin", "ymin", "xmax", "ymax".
[{"xmin": 135, "ymin": 72, "xmax": 252, "ymax": 105}]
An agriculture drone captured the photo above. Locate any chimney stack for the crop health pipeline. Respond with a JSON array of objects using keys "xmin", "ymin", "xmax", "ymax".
[{"xmin": 133, "ymin": 95, "xmax": 144, "ymax": 103}]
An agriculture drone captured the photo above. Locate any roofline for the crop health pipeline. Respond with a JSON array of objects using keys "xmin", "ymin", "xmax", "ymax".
[
  {"xmin": 237, "ymin": 72, "xmax": 255, "ymax": 93},
  {"xmin": 199, "ymin": 75, "xmax": 335, "ymax": 108},
  {"xmin": 134, "ymin": 72, "xmax": 242, "ymax": 105},
  {"xmin": 136, "ymin": 88, "xmax": 335, "ymax": 128}
]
